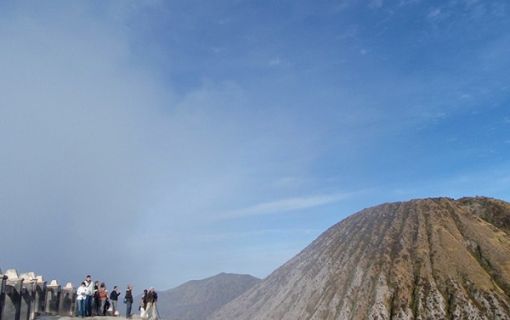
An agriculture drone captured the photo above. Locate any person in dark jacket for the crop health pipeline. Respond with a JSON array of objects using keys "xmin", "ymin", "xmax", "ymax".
[
  {"xmin": 124, "ymin": 285, "xmax": 134, "ymax": 318},
  {"xmin": 141, "ymin": 289, "xmax": 148, "ymax": 311},
  {"xmin": 93, "ymin": 281, "xmax": 100, "ymax": 316},
  {"xmin": 110, "ymin": 286, "xmax": 121, "ymax": 316}
]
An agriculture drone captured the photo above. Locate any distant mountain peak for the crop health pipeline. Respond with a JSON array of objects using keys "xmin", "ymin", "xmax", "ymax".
[{"xmin": 157, "ymin": 272, "xmax": 260, "ymax": 320}]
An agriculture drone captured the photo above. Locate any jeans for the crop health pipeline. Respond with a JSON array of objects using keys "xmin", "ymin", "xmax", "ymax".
[
  {"xmin": 78, "ymin": 299, "xmax": 86, "ymax": 317},
  {"xmin": 94, "ymin": 299, "xmax": 100, "ymax": 315},
  {"xmin": 126, "ymin": 301, "xmax": 133, "ymax": 318},
  {"xmin": 85, "ymin": 296, "xmax": 92, "ymax": 316},
  {"xmin": 100, "ymin": 299, "xmax": 106, "ymax": 315},
  {"xmin": 112, "ymin": 300, "xmax": 118, "ymax": 314}
]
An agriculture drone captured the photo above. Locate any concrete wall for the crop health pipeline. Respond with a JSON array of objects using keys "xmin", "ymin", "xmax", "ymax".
[{"xmin": 0, "ymin": 269, "xmax": 76, "ymax": 320}]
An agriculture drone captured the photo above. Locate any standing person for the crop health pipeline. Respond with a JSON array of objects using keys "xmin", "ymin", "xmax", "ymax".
[
  {"xmin": 93, "ymin": 281, "xmax": 100, "ymax": 316},
  {"xmin": 124, "ymin": 285, "xmax": 134, "ymax": 319},
  {"xmin": 76, "ymin": 282, "xmax": 88, "ymax": 318},
  {"xmin": 84, "ymin": 275, "xmax": 94, "ymax": 317},
  {"xmin": 145, "ymin": 288, "xmax": 159, "ymax": 320},
  {"xmin": 103, "ymin": 296, "xmax": 111, "ymax": 316},
  {"xmin": 98, "ymin": 282, "xmax": 108, "ymax": 316},
  {"xmin": 110, "ymin": 286, "xmax": 121, "ymax": 316},
  {"xmin": 140, "ymin": 289, "xmax": 148, "ymax": 319}
]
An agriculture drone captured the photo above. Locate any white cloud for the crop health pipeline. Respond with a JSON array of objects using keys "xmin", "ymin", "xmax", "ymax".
[
  {"xmin": 272, "ymin": 176, "xmax": 306, "ymax": 189},
  {"xmin": 190, "ymin": 228, "xmax": 322, "ymax": 242},
  {"xmin": 269, "ymin": 57, "xmax": 282, "ymax": 66},
  {"xmin": 218, "ymin": 191, "xmax": 360, "ymax": 220},
  {"xmin": 336, "ymin": 25, "xmax": 359, "ymax": 41},
  {"xmin": 399, "ymin": 0, "xmax": 421, "ymax": 6},
  {"xmin": 369, "ymin": 0, "xmax": 384, "ymax": 9},
  {"xmin": 428, "ymin": 7, "xmax": 442, "ymax": 18},
  {"xmin": 0, "ymin": 1, "xmax": 316, "ymax": 289}
]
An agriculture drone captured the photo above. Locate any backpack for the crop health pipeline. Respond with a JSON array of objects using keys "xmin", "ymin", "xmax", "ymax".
[{"xmin": 99, "ymin": 289, "xmax": 108, "ymax": 299}]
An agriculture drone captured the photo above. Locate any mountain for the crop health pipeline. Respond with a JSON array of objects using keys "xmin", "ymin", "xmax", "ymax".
[
  {"xmin": 210, "ymin": 197, "xmax": 510, "ymax": 320},
  {"xmin": 157, "ymin": 272, "xmax": 260, "ymax": 320}
]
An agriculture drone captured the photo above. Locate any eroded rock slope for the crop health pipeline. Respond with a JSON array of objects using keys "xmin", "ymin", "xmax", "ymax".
[{"xmin": 211, "ymin": 197, "xmax": 510, "ymax": 320}]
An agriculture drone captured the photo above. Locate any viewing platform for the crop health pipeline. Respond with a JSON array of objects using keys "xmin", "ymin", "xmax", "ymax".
[{"xmin": 0, "ymin": 268, "xmax": 119, "ymax": 320}]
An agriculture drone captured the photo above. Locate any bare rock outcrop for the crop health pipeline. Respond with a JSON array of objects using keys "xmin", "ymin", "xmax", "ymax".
[{"xmin": 210, "ymin": 197, "xmax": 510, "ymax": 320}]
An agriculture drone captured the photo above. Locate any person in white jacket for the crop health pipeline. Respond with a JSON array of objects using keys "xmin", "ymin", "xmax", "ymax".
[
  {"xmin": 84, "ymin": 275, "xmax": 94, "ymax": 316},
  {"xmin": 76, "ymin": 282, "xmax": 88, "ymax": 317}
]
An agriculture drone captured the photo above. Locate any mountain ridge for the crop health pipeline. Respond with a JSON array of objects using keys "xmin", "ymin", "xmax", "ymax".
[
  {"xmin": 210, "ymin": 196, "xmax": 510, "ymax": 320},
  {"xmin": 156, "ymin": 272, "xmax": 260, "ymax": 320}
]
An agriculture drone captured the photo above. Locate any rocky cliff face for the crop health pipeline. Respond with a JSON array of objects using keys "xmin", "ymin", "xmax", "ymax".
[
  {"xmin": 157, "ymin": 273, "xmax": 259, "ymax": 320},
  {"xmin": 211, "ymin": 197, "xmax": 510, "ymax": 320}
]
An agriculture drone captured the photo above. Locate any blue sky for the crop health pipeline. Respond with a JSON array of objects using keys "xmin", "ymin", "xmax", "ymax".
[{"xmin": 0, "ymin": 0, "xmax": 509, "ymax": 292}]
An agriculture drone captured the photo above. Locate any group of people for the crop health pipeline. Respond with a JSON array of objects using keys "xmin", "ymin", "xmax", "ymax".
[
  {"xmin": 75, "ymin": 275, "xmax": 139, "ymax": 318},
  {"xmin": 140, "ymin": 288, "xmax": 159, "ymax": 319}
]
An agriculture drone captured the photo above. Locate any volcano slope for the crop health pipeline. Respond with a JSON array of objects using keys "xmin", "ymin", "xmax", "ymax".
[
  {"xmin": 156, "ymin": 273, "xmax": 259, "ymax": 320},
  {"xmin": 211, "ymin": 197, "xmax": 510, "ymax": 320}
]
